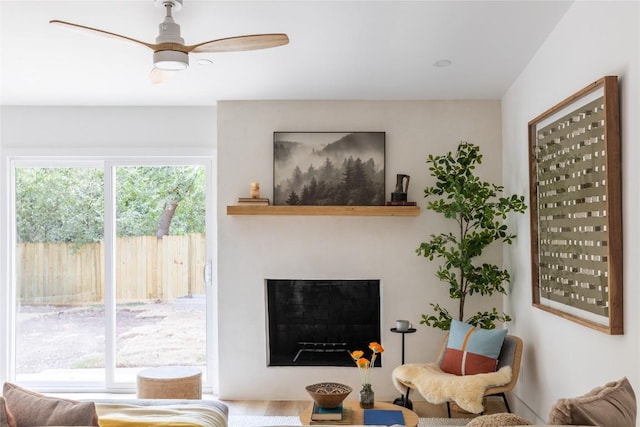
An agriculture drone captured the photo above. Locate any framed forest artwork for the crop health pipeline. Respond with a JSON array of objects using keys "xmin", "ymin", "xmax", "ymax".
[
  {"xmin": 273, "ymin": 132, "xmax": 385, "ymax": 206},
  {"xmin": 528, "ymin": 76, "xmax": 622, "ymax": 335}
]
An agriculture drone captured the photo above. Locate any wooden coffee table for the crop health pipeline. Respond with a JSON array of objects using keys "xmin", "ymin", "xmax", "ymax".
[{"xmin": 300, "ymin": 400, "xmax": 419, "ymax": 427}]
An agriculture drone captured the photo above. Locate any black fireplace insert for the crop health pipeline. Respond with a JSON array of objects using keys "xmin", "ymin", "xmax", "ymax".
[{"xmin": 266, "ymin": 279, "xmax": 381, "ymax": 367}]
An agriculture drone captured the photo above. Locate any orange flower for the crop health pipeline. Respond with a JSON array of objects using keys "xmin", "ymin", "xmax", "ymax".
[
  {"xmin": 369, "ymin": 342, "xmax": 384, "ymax": 354},
  {"xmin": 353, "ymin": 341, "xmax": 383, "ymax": 385},
  {"xmin": 356, "ymin": 358, "xmax": 370, "ymax": 369}
]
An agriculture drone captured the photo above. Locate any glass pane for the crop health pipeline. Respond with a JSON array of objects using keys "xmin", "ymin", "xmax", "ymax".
[
  {"xmin": 15, "ymin": 167, "xmax": 106, "ymax": 383},
  {"xmin": 114, "ymin": 166, "xmax": 207, "ymax": 384}
]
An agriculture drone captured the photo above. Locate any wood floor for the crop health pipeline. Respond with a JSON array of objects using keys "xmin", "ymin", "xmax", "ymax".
[{"xmin": 219, "ymin": 398, "xmax": 507, "ymax": 419}]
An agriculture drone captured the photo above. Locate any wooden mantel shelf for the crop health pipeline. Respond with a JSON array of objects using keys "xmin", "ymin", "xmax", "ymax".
[{"xmin": 226, "ymin": 205, "xmax": 420, "ymax": 217}]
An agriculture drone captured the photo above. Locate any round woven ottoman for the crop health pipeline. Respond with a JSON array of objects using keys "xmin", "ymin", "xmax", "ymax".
[{"xmin": 137, "ymin": 366, "xmax": 202, "ymax": 399}]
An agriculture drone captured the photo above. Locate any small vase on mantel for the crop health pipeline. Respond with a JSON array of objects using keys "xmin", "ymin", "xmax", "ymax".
[{"xmin": 359, "ymin": 383, "xmax": 374, "ymax": 408}]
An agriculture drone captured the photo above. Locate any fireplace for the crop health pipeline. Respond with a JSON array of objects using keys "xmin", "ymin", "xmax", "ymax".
[{"xmin": 266, "ymin": 279, "xmax": 381, "ymax": 367}]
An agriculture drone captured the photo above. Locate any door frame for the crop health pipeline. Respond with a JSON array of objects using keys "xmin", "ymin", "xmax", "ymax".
[{"xmin": 1, "ymin": 153, "xmax": 217, "ymax": 393}]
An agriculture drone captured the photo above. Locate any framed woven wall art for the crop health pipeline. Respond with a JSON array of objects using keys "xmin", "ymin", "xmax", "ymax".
[{"xmin": 528, "ymin": 76, "xmax": 622, "ymax": 335}]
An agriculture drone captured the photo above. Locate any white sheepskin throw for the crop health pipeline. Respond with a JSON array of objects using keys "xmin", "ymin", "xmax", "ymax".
[{"xmin": 392, "ymin": 363, "xmax": 512, "ymax": 414}]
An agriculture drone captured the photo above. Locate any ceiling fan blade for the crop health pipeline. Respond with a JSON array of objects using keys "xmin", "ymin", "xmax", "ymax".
[
  {"xmin": 188, "ymin": 33, "xmax": 289, "ymax": 53},
  {"xmin": 50, "ymin": 20, "xmax": 157, "ymax": 50},
  {"xmin": 149, "ymin": 67, "xmax": 176, "ymax": 84}
]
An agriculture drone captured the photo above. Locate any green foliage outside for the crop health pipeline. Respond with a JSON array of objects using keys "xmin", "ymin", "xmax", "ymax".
[
  {"xmin": 116, "ymin": 166, "xmax": 205, "ymax": 238},
  {"xmin": 16, "ymin": 168, "xmax": 105, "ymax": 245},
  {"xmin": 15, "ymin": 166, "xmax": 205, "ymax": 247},
  {"xmin": 416, "ymin": 142, "xmax": 527, "ymax": 330}
]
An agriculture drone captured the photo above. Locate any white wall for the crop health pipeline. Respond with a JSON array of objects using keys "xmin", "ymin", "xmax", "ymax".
[
  {"xmin": 216, "ymin": 100, "xmax": 508, "ymax": 400},
  {"xmin": 502, "ymin": 1, "xmax": 640, "ymax": 424},
  {"xmin": 0, "ymin": 106, "xmax": 216, "ymax": 149}
]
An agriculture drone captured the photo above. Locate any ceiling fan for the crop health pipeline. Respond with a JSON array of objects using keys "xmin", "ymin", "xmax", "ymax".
[{"xmin": 50, "ymin": 0, "xmax": 289, "ymax": 83}]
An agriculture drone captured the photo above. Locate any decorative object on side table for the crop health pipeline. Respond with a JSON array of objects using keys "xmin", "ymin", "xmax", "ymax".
[
  {"xmin": 305, "ymin": 382, "xmax": 352, "ymax": 409},
  {"xmin": 351, "ymin": 342, "xmax": 384, "ymax": 409},
  {"xmin": 395, "ymin": 319, "xmax": 412, "ymax": 332}
]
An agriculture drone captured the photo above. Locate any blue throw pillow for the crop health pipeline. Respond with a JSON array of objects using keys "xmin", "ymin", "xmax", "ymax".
[{"xmin": 440, "ymin": 319, "xmax": 508, "ymax": 375}]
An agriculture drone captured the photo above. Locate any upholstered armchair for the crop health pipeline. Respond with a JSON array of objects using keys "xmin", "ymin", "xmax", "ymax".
[{"xmin": 392, "ymin": 323, "xmax": 523, "ymax": 417}]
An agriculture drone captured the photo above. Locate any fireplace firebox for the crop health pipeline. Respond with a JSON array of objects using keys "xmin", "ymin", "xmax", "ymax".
[{"xmin": 266, "ymin": 279, "xmax": 381, "ymax": 367}]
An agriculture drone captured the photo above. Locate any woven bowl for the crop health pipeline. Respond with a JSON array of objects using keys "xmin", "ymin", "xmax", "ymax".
[{"xmin": 305, "ymin": 382, "xmax": 352, "ymax": 409}]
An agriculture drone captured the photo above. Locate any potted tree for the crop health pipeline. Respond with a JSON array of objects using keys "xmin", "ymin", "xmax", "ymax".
[{"xmin": 417, "ymin": 141, "xmax": 526, "ymax": 330}]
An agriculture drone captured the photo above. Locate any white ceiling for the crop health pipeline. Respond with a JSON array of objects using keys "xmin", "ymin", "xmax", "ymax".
[{"xmin": 0, "ymin": 1, "xmax": 574, "ymax": 106}]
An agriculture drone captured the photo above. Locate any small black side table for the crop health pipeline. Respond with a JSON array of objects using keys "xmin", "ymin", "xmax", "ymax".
[{"xmin": 390, "ymin": 327, "xmax": 416, "ymax": 409}]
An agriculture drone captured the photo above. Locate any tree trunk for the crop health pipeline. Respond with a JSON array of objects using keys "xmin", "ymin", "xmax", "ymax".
[
  {"xmin": 156, "ymin": 199, "xmax": 180, "ymax": 239},
  {"xmin": 458, "ymin": 214, "xmax": 466, "ymax": 321}
]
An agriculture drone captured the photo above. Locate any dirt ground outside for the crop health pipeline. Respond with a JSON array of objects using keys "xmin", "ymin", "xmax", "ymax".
[{"xmin": 16, "ymin": 296, "xmax": 206, "ymax": 375}]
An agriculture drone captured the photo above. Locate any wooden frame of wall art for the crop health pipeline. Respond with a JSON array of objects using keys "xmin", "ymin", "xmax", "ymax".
[
  {"xmin": 528, "ymin": 76, "xmax": 623, "ymax": 335},
  {"xmin": 273, "ymin": 132, "xmax": 385, "ymax": 206}
]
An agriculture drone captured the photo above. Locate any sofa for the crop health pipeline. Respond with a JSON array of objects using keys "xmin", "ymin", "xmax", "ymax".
[
  {"xmin": 1, "ymin": 382, "xmax": 228, "ymax": 427},
  {"xmin": 457, "ymin": 377, "xmax": 637, "ymax": 427}
]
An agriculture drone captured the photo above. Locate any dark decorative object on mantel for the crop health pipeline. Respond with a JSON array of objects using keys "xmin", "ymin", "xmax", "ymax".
[
  {"xmin": 391, "ymin": 174, "xmax": 410, "ymax": 202},
  {"xmin": 386, "ymin": 173, "xmax": 417, "ymax": 206}
]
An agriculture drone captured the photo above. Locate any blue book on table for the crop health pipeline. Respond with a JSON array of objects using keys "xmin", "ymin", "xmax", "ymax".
[
  {"xmin": 311, "ymin": 402, "xmax": 343, "ymax": 420},
  {"xmin": 363, "ymin": 409, "xmax": 405, "ymax": 426}
]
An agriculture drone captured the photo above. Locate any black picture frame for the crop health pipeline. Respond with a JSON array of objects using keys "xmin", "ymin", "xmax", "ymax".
[{"xmin": 273, "ymin": 132, "xmax": 385, "ymax": 206}]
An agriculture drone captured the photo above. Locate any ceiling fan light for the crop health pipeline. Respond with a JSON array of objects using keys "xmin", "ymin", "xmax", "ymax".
[{"xmin": 154, "ymin": 50, "xmax": 188, "ymax": 71}]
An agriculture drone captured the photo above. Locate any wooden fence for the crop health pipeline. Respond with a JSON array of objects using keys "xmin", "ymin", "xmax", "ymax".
[{"xmin": 16, "ymin": 234, "xmax": 206, "ymax": 305}]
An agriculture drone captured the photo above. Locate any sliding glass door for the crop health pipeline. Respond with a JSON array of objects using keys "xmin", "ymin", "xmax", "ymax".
[
  {"xmin": 11, "ymin": 159, "xmax": 213, "ymax": 390},
  {"xmin": 112, "ymin": 165, "xmax": 208, "ymax": 385},
  {"xmin": 14, "ymin": 166, "xmax": 106, "ymax": 385}
]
